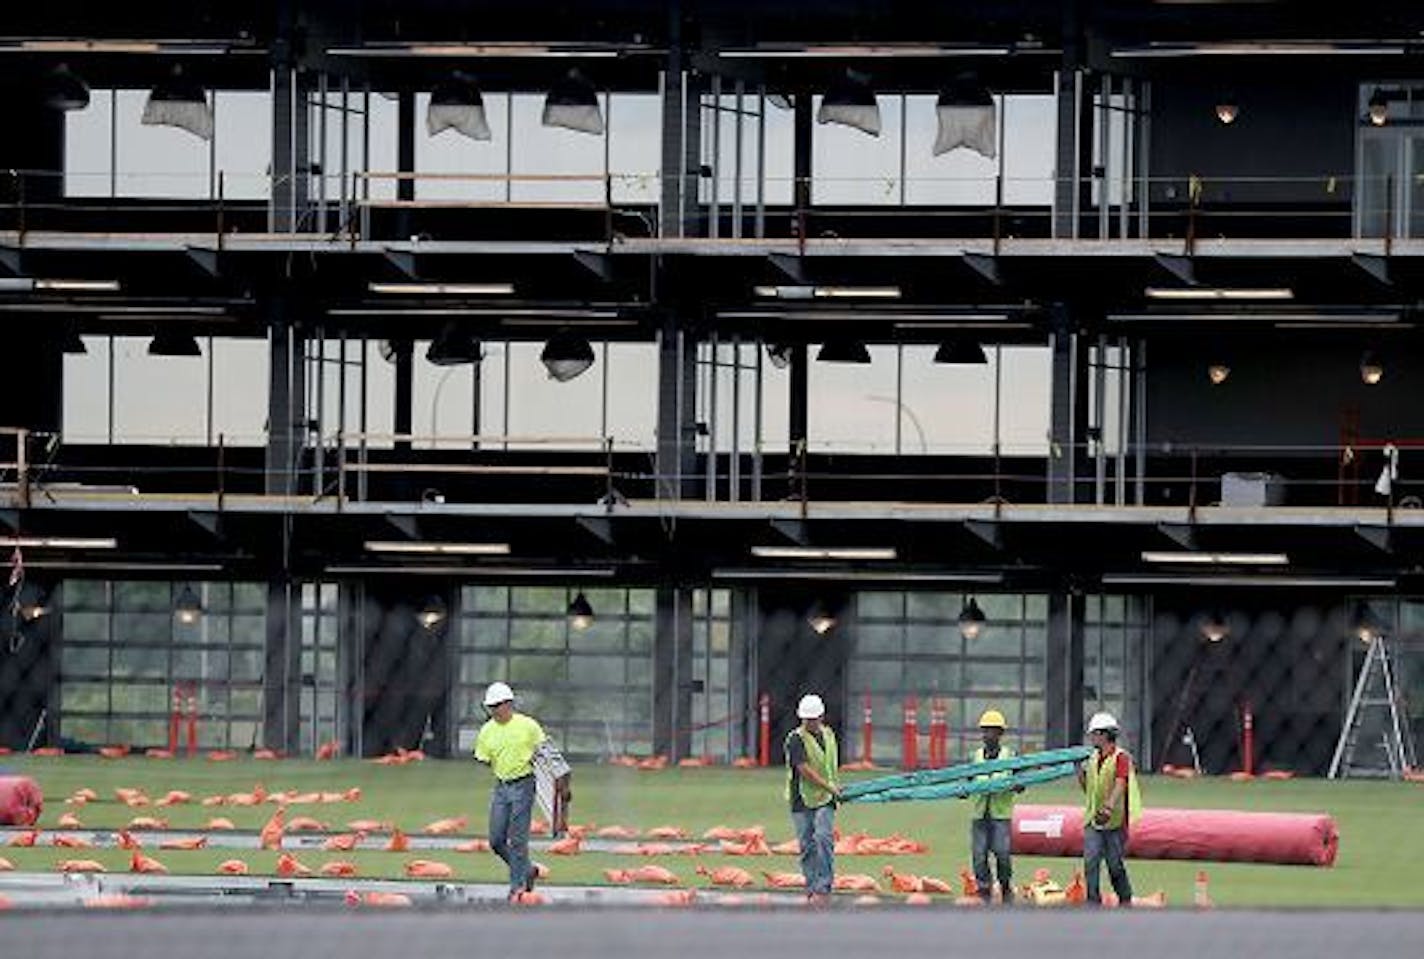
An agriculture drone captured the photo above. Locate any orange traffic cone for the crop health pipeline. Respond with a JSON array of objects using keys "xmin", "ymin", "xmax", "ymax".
[{"xmin": 1194, "ymin": 870, "xmax": 1213, "ymax": 909}]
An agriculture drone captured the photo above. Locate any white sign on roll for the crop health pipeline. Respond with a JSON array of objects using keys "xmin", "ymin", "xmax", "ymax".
[{"xmin": 1019, "ymin": 814, "xmax": 1066, "ymax": 839}]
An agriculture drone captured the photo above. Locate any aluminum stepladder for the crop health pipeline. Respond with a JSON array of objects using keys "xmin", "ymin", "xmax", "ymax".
[{"xmin": 1328, "ymin": 636, "xmax": 1418, "ymax": 779}]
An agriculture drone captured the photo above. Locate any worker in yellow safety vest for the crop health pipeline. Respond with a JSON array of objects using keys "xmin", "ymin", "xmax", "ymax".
[
  {"xmin": 473, "ymin": 681, "xmax": 547, "ymax": 902},
  {"xmin": 968, "ymin": 709, "xmax": 1024, "ymax": 904},
  {"xmin": 784, "ymin": 693, "xmax": 841, "ymax": 905},
  {"xmin": 1077, "ymin": 711, "xmax": 1142, "ymax": 906}
]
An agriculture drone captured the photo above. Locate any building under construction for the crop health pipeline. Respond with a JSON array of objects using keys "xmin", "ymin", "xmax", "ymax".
[{"xmin": 1, "ymin": 1, "xmax": 1422, "ymax": 776}]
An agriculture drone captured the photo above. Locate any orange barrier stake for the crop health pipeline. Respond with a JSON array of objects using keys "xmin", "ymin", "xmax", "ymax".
[
  {"xmin": 757, "ymin": 693, "xmax": 771, "ymax": 768},
  {"xmin": 185, "ymin": 692, "xmax": 198, "ymax": 759},
  {"xmin": 1241, "ymin": 702, "xmax": 1254, "ymax": 777},
  {"xmin": 861, "ymin": 693, "xmax": 873, "ymax": 765},
  {"xmin": 902, "ymin": 695, "xmax": 919, "ymax": 771},
  {"xmin": 168, "ymin": 689, "xmax": 182, "ymax": 755}
]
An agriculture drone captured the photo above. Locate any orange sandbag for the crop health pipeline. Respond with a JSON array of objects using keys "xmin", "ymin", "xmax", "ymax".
[
  {"xmin": 1011, "ymin": 805, "xmax": 1338, "ymax": 866},
  {"xmin": 0, "ymin": 776, "xmax": 43, "ymax": 826}
]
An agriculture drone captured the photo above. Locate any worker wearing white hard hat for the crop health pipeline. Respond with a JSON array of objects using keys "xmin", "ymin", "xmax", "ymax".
[
  {"xmin": 1077, "ymin": 711, "xmax": 1142, "ymax": 906},
  {"xmin": 784, "ymin": 693, "xmax": 841, "ymax": 905},
  {"xmin": 473, "ymin": 681, "xmax": 547, "ymax": 901}
]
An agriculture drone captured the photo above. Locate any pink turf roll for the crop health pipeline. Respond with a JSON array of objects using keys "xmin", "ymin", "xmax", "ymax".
[
  {"xmin": 1012, "ymin": 804, "xmax": 1338, "ymax": 867},
  {"xmin": 0, "ymin": 775, "xmax": 44, "ymax": 826}
]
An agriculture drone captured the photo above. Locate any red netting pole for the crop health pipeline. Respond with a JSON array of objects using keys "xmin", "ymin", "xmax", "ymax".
[
  {"xmin": 1242, "ymin": 702, "xmax": 1254, "ymax": 776},
  {"xmin": 861, "ymin": 692, "xmax": 873, "ymax": 765},
  {"xmin": 902, "ymin": 695, "xmax": 919, "ymax": 771},
  {"xmin": 168, "ymin": 688, "xmax": 181, "ymax": 755},
  {"xmin": 757, "ymin": 692, "xmax": 771, "ymax": 767},
  {"xmin": 185, "ymin": 689, "xmax": 198, "ymax": 758}
]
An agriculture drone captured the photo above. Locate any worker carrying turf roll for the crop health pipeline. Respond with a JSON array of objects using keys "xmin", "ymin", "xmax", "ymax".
[
  {"xmin": 968, "ymin": 709, "xmax": 1024, "ymax": 904},
  {"xmin": 473, "ymin": 681, "xmax": 546, "ymax": 902},
  {"xmin": 1077, "ymin": 711, "xmax": 1142, "ymax": 907},
  {"xmin": 785, "ymin": 693, "xmax": 842, "ymax": 905}
]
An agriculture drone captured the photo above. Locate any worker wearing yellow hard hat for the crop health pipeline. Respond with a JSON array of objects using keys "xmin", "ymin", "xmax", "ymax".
[{"xmin": 967, "ymin": 708, "xmax": 1024, "ymax": 904}]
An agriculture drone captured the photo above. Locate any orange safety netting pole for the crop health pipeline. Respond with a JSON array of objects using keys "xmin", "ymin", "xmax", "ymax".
[
  {"xmin": 929, "ymin": 698, "xmax": 946, "ymax": 768},
  {"xmin": 902, "ymin": 695, "xmax": 919, "ymax": 770},
  {"xmin": 757, "ymin": 692, "xmax": 771, "ymax": 767},
  {"xmin": 168, "ymin": 688, "xmax": 182, "ymax": 755},
  {"xmin": 861, "ymin": 692, "xmax": 873, "ymax": 765},
  {"xmin": 1241, "ymin": 702, "xmax": 1254, "ymax": 777},
  {"xmin": 185, "ymin": 689, "xmax": 198, "ymax": 758}
]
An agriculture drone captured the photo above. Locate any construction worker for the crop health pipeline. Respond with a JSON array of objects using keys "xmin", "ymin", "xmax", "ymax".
[
  {"xmin": 969, "ymin": 708, "xmax": 1024, "ymax": 904},
  {"xmin": 473, "ymin": 681, "xmax": 546, "ymax": 901},
  {"xmin": 1077, "ymin": 711, "xmax": 1141, "ymax": 906},
  {"xmin": 785, "ymin": 693, "xmax": 841, "ymax": 905}
]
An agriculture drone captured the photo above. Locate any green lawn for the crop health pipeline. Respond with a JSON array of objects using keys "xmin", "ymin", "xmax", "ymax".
[{"xmin": 3, "ymin": 757, "xmax": 1422, "ymax": 907}]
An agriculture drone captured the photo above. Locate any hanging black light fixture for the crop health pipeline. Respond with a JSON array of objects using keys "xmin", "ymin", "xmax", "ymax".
[
  {"xmin": 1200, "ymin": 610, "xmax": 1230, "ymax": 643},
  {"xmin": 540, "ymin": 331, "xmax": 596, "ymax": 381},
  {"xmin": 957, "ymin": 596, "xmax": 987, "ymax": 640},
  {"xmin": 62, "ymin": 330, "xmax": 87, "ymax": 355},
  {"xmin": 935, "ymin": 74, "xmax": 995, "ymax": 158},
  {"xmin": 427, "ymin": 72, "xmax": 491, "ymax": 141},
  {"xmin": 543, "ymin": 70, "xmax": 604, "ymax": 135},
  {"xmin": 426, "ymin": 323, "xmax": 481, "ymax": 366},
  {"xmin": 174, "ymin": 584, "xmax": 203, "ymax": 625},
  {"xmin": 148, "ymin": 332, "xmax": 202, "ymax": 357},
  {"xmin": 1352, "ymin": 601, "xmax": 1385, "ymax": 644},
  {"xmin": 44, "ymin": 63, "xmax": 90, "ymax": 112},
  {"xmin": 143, "ymin": 65, "xmax": 213, "ymax": 140},
  {"xmin": 1367, "ymin": 88, "xmax": 1389, "ymax": 127},
  {"xmin": 818, "ymin": 70, "xmax": 880, "ymax": 136},
  {"xmin": 816, "ymin": 340, "xmax": 871, "ymax": 364},
  {"xmin": 933, "ymin": 339, "xmax": 988, "ymax": 365},
  {"xmin": 417, "ymin": 595, "xmax": 448, "ymax": 630},
  {"xmin": 807, "ymin": 600, "xmax": 837, "ymax": 635},
  {"xmin": 766, "ymin": 342, "xmax": 794, "ymax": 370},
  {"xmin": 567, "ymin": 591, "xmax": 595, "ymax": 631}
]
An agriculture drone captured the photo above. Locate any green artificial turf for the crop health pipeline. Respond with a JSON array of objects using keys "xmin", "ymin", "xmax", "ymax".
[{"xmin": 2, "ymin": 757, "xmax": 1421, "ymax": 907}]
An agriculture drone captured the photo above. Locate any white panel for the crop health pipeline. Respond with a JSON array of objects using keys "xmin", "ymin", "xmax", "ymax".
[
  {"xmin": 214, "ymin": 92, "xmax": 272, "ymax": 200},
  {"xmin": 112, "ymin": 336, "xmax": 206, "ymax": 444},
  {"xmin": 1002, "ymin": 95, "xmax": 1056, "ymax": 206},
  {"xmin": 414, "ymin": 92, "xmax": 509, "ymax": 201},
  {"xmin": 505, "ymin": 341, "xmax": 603, "ymax": 448},
  {"xmin": 62, "ymin": 336, "xmax": 111, "ymax": 441},
  {"xmin": 811, "ymin": 95, "xmax": 903, "ymax": 206},
  {"xmin": 900, "ymin": 343, "xmax": 996, "ymax": 454},
  {"xmin": 608, "ymin": 94, "xmax": 660, "ymax": 205},
  {"xmin": 604, "ymin": 343, "xmax": 657, "ymax": 450},
  {"xmin": 64, "ymin": 89, "xmax": 114, "ymax": 198},
  {"xmin": 807, "ymin": 343, "xmax": 898, "ymax": 453},
  {"xmin": 509, "ymin": 93, "xmax": 605, "ymax": 204},
  {"xmin": 1000, "ymin": 345, "xmax": 1052, "ymax": 456},
  {"xmin": 362, "ymin": 340, "xmax": 396, "ymax": 449},
  {"xmin": 210, "ymin": 338, "xmax": 270, "ymax": 446},
  {"xmin": 114, "ymin": 89, "xmax": 208, "ymax": 198},
  {"xmin": 411, "ymin": 344, "xmax": 476, "ymax": 448}
]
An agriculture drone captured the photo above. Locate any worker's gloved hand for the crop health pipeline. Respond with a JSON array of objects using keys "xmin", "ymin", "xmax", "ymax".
[
  {"xmin": 1013, "ymin": 785, "xmax": 1026, "ymax": 794},
  {"xmin": 1093, "ymin": 809, "xmax": 1111, "ymax": 827}
]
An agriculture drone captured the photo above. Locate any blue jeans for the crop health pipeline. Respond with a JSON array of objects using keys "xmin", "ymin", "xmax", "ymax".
[
  {"xmin": 971, "ymin": 817, "xmax": 1014, "ymax": 903},
  {"xmin": 489, "ymin": 775, "xmax": 536, "ymax": 895},
  {"xmin": 792, "ymin": 804, "xmax": 835, "ymax": 895},
  {"xmin": 1083, "ymin": 827, "xmax": 1133, "ymax": 905}
]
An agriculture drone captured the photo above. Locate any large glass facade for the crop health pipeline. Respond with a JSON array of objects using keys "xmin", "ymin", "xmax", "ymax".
[
  {"xmin": 299, "ymin": 582, "xmax": 341, "ymax": 755},
  {"xmin": 59, "ymin": 581, "xmax": 266, "ymax": 750},
  {"xmin": 690, "ymin": 589, "xmax": 735, "ymax": 760},
  {"xmin": 455, "ymin": 586, "xmax": 655, "ymax": 757}
]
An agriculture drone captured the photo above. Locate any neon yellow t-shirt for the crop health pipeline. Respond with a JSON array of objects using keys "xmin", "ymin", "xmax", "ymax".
[{"xmin": 474, "ymin": 713, "xmax": 546, "ymax": 781}]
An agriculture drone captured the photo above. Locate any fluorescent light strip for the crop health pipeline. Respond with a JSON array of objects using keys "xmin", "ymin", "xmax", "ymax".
[
  {"xmin": 326, "ymin": 43, "xmax": 639, "ymax": 58},
  {"xmin": 1141, "ymin": 551, "xmax": 1290, "ymax": 565},
  {"xmin": 328, "ymin": 308, "xmax": 623, "ymax": 318},
  {"xmin": 1111, "ymin": 42, "xmax": 1406, "ymax": 58},
  {"xmin": 1104, "ymin": 574, "xmax": 1394, "ymax": 588},
  {"xmin": 750, "ymin": 546, "xmax": 898, "ymax": 561},
  {"xmin": 754, "ymin": 285, "xmax": 902, "ymax": 301},
  {"xmin": 714, "ymin": 569, "xmax": 1004, "ymax": 583},
  {"xmin": 364, "ymin": 541, "xmax": 511, "ymax": 556},
  {"xmin": 25, "ymin": 561, "xmax": 224, "ymax": 572},
  {"xmin": 0, "ymin": 278, "xmax": 121, "ymax": 293},
  {"xmin": 1109, "ymin": 312, "xmax": 1397, "ymax": 323},
  {"xmin": 721, "ymin": 45, "xmax": 1013, "ymax": 58},
  {"xmin": 0, "ymin": 537, "xmax": 117, "ymax": 549},
  {"xmin": 1144, "ymin": 287, "xmax": 1294, "ymax": 301},
  {"xmin": 9, "ymin": 40, "xmax": 239, "ymax": 55},
  {"xmin": 326, "ymin": 565, "xmax": 615, "ymax": 577},
  {"xmin": 368, "ymin": 282, "xmax": 515, "ymax": 296}
]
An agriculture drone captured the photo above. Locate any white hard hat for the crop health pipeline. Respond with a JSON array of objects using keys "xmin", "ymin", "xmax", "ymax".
[
  {"xmin": 797, "ymin": 694, "xmax": 826, "ymax": 720},
  {"xmin": 483, "ymin": 681, "xmax": 515, "ymax": 707},
  {"xmin": 1087, "ymin": 711, "xmax": 1119, "ymax": 734}
]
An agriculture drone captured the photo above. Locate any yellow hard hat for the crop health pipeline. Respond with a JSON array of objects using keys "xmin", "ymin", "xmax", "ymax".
[{"xmin": 978, "ymin": 709, "xmax": 1007, "ymax": 729}]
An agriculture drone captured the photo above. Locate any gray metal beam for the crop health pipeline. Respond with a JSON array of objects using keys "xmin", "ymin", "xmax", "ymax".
[
  {"xmin": 653, "ymin": 585, "xmax": 694, "ymax": 760},
  {"xmin": 1045, "ymin": 590, "xmax": 1086, "ymax": 749}
]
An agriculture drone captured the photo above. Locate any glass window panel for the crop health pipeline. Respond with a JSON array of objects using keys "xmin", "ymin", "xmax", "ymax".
[
  {"xmin": 460, "ymin": 653, "xmax": 506, "ymax": 685},
  {"xmin": 510, "ymin": 619, "xmax": 567, "ymax": 651},
  {"xmin": 906, "ymin": 592, "xmax": 959, "ymax": 621},
  {"xmin": 65, "ymin": 612, "xmax": 109, "ymax": 643},
  {"xmin": 848, "ymin": 659, "xmax": 902, "ymax": 693},
  {"xmin": 232, "ymin": 584, "xmax": 266, "ymax": 614},
  {"xmin": 857, "ymin": 592, "xmax": 904, "ymax": 619},
  {"xmin": 63, "ymin": 716, "xmax": 108, "ymax": 745},
  {"xmin": 627, "ymin": 590, "xmax": 655, "ymax": 617},
  {"xmin": 627, "ymin": 620, "xmax": 654, "ymax": 654},
  {"xmin": 853, "ymin": 624, "xmax": 903, "ymax": 656},
  {"xmin": 509, "ymin": 654, "xmax": 566, "ymax": 685},
  {"xmin": 966, "ymin": 660, "xmax": 1022, "ymax": 691},
  {"xmin": 1024, "ymin": 595, "xmax": 1048, "ymax": 621},
  {"xmin": 511, "ymin": 586, "xmax": 567, "ymax": 614},
  {"xmin": 114, "ymin": 581, "xmax": 172, "ymax": 613},
  {"xmin": 61, "ymin": 682, "xmax": 111, "ymax": 712},
  {"xmin": 62, "ymin": 645, "xmax": 110, "ymax": 676},
  {"xmin": 230, "ymin": 649, "xmax": 264, "ymax": 682},
  {"xmin": 571, "ymin": 656, "xmax": 626, "ymax": 685},
  {"xmin": 709, "ymin": 620, "xmax": 731, "ymax": 654},
  {"xmin": 112, "ymin": 646, "xmax": 168, "ymax": 679},
  {"xmin": 63, "ymin": 581, "xmax": 108, "ymax": 610},
  {"xmin": 906, "ymin": 659, "xmax": 960, "ymax": 693},
  {"xmin": 976, "ymin": 594, "xmax": 1023, "ymax": 622},
  {"xmin": 109, "ymin": 719, "xmax": 168, "ymax": 747},
  {"xmin": 230, "ymin": 689, "xmax": 263, "ymax": 716},
  {"xmin": 461, "ymin": 617, "xmax": 509, "ymax": 648},
  {"xmin": 982, "ymin": 625, "xmax": 1025, "ymax": 656},
  {"xmin": 572, "ymin": 620, "xmax": 625, "ymax": 654},
  {"xmin": 109, "ymin": 684, "xmax": 170, "ymax": 713},
  {"xmin": 1024, "ymin": 658, "xmax": 1046, "ymax": 693},
  {"xmin": 229, "ymin": 721, "xmax": 261, "ymax": 749},
  {"xmin": 628, "ymin": 655, "xmax": 652, "ymax": 688},
  {"xmin": 905, "ymin": 623, "xmax": 954, "ymax": 655},
  {"xmin": 1024, "ymin": 625, "xmax": 1047, "ymax": 658}
]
